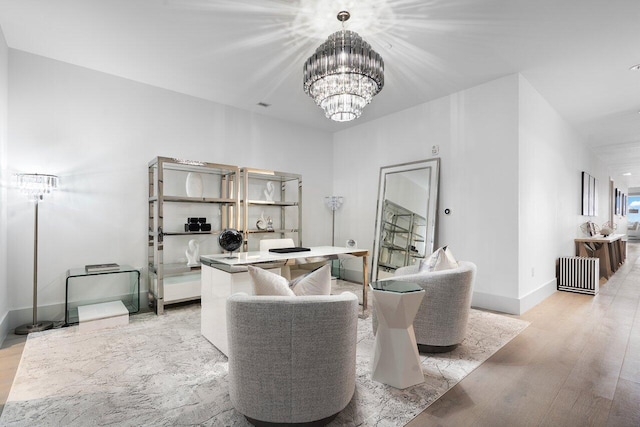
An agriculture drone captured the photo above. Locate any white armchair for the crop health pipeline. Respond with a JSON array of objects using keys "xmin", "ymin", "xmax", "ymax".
[
  {"xmin": 227, "ymin": 292, "xmax": 358, "ymax": 425},
  {"xmin": 372, "ymin": 261, "xmax": 477, "ymax": 353}
]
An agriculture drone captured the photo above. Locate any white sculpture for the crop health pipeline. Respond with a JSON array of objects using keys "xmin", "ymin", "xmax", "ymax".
[
  {"xmin": 264, "ymin": 181, "xmax": 275, "ymax": 202},
  {"xmin": 186, "ymin": 239, "xmax": 200, "ymax": 267}
]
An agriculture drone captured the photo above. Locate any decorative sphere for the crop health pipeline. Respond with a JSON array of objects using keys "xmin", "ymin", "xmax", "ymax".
[
  {"xmin": 600, "ymin": 226, "xmax": 613, "ymax": 236},
  {"xmin": 218, "ymin": 229, "xmax": 243, "ymax": 252}
]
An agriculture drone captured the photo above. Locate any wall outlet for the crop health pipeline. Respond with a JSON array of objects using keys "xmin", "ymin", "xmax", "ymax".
[
  {"xmin": 432, "ymin": 145, "xmax": 439, "ymax": 155},
  {"xmin": 531, "ymin": 267, "xmax": 535, "ymax": 277}
]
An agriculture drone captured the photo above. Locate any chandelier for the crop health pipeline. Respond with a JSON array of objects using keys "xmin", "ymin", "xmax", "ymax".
[{"xmin": 303, "ymin": 11, "xmax": 384, "ymax": 122}]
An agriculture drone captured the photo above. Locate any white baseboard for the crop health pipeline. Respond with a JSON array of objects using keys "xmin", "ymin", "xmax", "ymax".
[
  {"xmin": 473, "ymin": 279, "xmax": 557, "ymax": 315},
  {"xmin": 6, "ymin": 291, "xmax": 150, "ymax": 333},
  {"xmin": 0, "ymin": 310, "xmax": 9, "ymax": 346},
  {"xmin": 339, "ymin": 265, "xmax": 556, "ymax": 316},
  {"xmin": 471, "ymin": 291, "xmax": 521, "ymax": 315},
  {"xmin": 518, "ymin": 279, "xmax": 557, "ymax": 314},
  {"xmin": 8, "ymin": 302, "xmax": 66, "ymax": 332}
]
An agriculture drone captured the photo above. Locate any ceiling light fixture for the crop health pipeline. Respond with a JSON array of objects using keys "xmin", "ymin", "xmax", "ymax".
[
  {"xmin": 303, "ymin": 11, "xmax": 384, "ymax": 122},
  {"xmin": 623, "ymin": 172, "xmax": 632, "ymax": 176},
  {"xmin": 629, "ymin": 64, "xmax": 640, "ymax": 71}
]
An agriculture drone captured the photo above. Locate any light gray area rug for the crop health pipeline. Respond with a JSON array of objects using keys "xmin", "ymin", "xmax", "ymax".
[{"xmin": 1, "ymin": 304, "xmax": 528, "ymax": 426}]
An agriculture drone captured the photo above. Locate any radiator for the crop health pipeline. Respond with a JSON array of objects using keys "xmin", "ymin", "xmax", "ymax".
[{"xmin": 558, "ymin": 256, "xmax": 599, "ymax": 295}]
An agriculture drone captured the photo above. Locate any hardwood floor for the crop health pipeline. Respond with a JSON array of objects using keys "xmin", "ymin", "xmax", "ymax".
[
  {"xmin": 1, "ymin": 244, "xmax": 639, "ymax": 425},
  {"xmin": 409, "ymin": 242, "xmax": 640, "ymax": 427},
  {"xmin": 0, "ymin": 333, "xmax": 26, "ymax": 416}
]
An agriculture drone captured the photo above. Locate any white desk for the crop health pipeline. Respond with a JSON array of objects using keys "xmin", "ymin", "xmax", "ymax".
[{"xmin": 199, "ymin": 246, "xmax": 369, "ymax": 356}]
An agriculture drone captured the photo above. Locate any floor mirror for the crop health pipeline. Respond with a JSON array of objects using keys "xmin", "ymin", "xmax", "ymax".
[{"xmin": 371, "ymin": 159, "xmax": 440, "ymax": 281}]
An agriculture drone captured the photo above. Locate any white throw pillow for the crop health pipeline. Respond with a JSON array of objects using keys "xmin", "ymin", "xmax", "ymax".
[
  {"xmin": 420, "ymin": 246, "xmax": 459, "ymax": 272},
  {"xmin": 247, "ymin": 266, "xmax": 295, "ymax": 296},
  {"xmin": 290, "ymin": 264, "xmax": 332, "ymax": 296}
]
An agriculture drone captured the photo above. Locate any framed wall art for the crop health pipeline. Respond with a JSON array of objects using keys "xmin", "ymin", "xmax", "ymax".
[{"xmin": 581, "ymin": 171, "xmax": 597, "ymax": 216}]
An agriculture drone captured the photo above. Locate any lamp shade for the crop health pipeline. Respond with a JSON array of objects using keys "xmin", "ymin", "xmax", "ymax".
[
  {"xmin": 15, "ymin": 173, "xmax": 59, "ymax": 200},
  {"xmin": 325, "ymin": 196, "xmax": 344, "ymax": 211}
]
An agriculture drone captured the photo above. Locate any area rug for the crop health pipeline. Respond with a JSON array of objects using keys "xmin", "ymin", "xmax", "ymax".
[{"xmin": 0, "ymin": 304, "xmax": 528, "ymax": 426}]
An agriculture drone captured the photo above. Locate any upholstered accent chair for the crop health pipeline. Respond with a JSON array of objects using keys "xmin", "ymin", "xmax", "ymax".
[
  {"xmin": 373, "ymin": 261, "xmax": 476, "ymax": 353},
  {"xmin": 227, "ymin": 292, "xmax": 358, "ymax": 426}
]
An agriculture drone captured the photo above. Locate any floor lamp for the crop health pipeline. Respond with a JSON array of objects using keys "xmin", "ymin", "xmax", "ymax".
[
  {"xmin": 14, "ymin": 173, "xmax": 59, "ymax": 335},
  {"xmin": 324, "ymin": 196, "xmax": 344, "ymax": 246},
  {"xmin": 325, "ymin": 196, "xmax": 344, "ymax": 279}
]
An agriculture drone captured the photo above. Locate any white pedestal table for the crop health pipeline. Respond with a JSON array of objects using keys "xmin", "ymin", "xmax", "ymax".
[{"xmin": 370, "ymin": 280, "xmax": 425, "ymax": 389}]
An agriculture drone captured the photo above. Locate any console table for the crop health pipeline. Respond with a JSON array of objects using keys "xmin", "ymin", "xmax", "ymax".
[
  {"xmin": 575, "ymin": 234, "xmax": 626, "ymax": 279},
  {"xmin": 65, "ymin": 265, "xmax": 140, "ymax": 325},
  {"xmin": 199, "ymin": 246, "xmax": 369, "ymax": 356}
]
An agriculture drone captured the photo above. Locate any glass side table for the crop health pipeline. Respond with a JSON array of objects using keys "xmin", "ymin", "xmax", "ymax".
[
  {"xmin": 370, "ymin": 279, "xmax": 425, "ymax": 389},
  {"xmin": 65, "ymin": 265, "xmax": 140, "ymax": 325}
]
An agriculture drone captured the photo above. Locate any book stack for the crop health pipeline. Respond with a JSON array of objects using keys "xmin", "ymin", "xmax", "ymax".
[
  {"xmin": 85, "ymin": 263, "xmax": 120, "ymax": 273},
  {"xmin": 184, "ymin": 217, "xmax": 211, "ymax": 232}
]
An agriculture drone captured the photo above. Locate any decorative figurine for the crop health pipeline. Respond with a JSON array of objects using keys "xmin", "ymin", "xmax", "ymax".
[
  {"xmin": 186, "ymin": 239, "xmax": 200, "ymax": 266},
  {"xmin": 264, "ymin": 181, "xmax": 275, "ymax": 202}
]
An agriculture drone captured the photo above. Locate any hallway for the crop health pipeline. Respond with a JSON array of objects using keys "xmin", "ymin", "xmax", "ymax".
[{"xmin": 410, "ymin": 242, "xmax": 640, "ymax": 426}]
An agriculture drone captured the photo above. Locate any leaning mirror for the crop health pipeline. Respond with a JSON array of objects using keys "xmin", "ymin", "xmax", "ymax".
[{"xmin": 371, "ymin": 159, "xmax": 440, "ymax": 281}]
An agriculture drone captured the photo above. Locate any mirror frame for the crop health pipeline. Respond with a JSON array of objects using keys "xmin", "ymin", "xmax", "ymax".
[{"xmin": 371, "ymin": 158, "xmax": 440, "ymax": 282}]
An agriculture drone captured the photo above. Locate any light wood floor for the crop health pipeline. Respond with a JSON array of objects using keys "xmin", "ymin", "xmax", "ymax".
[
  {"xmin": 1, "ymin": 245, "xmax": 639, "ymax": 425},
  {"xmin": 0, "ymin": 332, "xmax": 26, "ymax": 416},
  {"xmin": 409, "ymin": 243, "xmax": 640, "ymax": 427}
]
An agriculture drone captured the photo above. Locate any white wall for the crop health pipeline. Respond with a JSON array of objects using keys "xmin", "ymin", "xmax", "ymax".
[
  {"xmin": 0, "ymin": 26, "xmax": 9, "ymax": 342},
  {"xmin": 333, "ymin": 75, "xmax": 521, "ymax": 311},
  {"xmin": 334, "ymin": 73, "xmax": 620, "ymax": 315},
  {"xmin": 517, "ymin": 76, "xmax": 613, "ymax": 312},
  {"xmin": 6, "ymin": 50, "xmax": 333, "ymax": 328}
]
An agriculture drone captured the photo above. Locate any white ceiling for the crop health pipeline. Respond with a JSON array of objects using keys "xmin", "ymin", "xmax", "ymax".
[{"xmin": 1, "ymin": 0, "xmax": 640, "ymax": 184}]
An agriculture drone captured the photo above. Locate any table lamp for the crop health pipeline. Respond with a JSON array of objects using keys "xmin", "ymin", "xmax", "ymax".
[{"xmin": 14, "ymin": 173, "xmax": 59, "ymax": 335}]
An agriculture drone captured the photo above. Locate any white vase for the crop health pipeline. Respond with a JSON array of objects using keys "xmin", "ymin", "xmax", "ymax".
[{"xmin": 186, "ymin": 172, "xmax": 204, "ymax": 198}]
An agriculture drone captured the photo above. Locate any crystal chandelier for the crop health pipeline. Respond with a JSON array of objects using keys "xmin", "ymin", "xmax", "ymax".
[{"xmin": 303, "ymin": 11, "xmax": 384, "ymax": 122}]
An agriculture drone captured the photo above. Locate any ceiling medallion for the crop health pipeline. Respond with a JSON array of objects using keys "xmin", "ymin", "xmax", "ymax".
[{"xmin": 303, "ymin": 11, "xmax": 384, "ymax": 122}]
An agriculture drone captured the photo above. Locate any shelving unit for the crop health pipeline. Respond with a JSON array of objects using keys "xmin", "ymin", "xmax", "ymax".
[
  {"xmin": 240, "ymin": 168, "xmax": 302, "ymax": 251},
  {"xmin": 148, "ymin": 157, "xmax": 240, "ymax": 314},
  {"xmin": 377, "ymin": 199, "xmax": 426, "ymax": 273}
]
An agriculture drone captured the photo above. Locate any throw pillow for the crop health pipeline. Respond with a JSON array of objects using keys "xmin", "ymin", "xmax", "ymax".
[
  {"xmin": 290, "ymin": 264, "xmax": 332, "ymax": 296},
  {"xmin": 247, "ymin": 265, "xmax": 295, "ymax": 296},
  {"xmin": 420, "ymin": 246, "xmax": 459, "ymax": 272}
]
